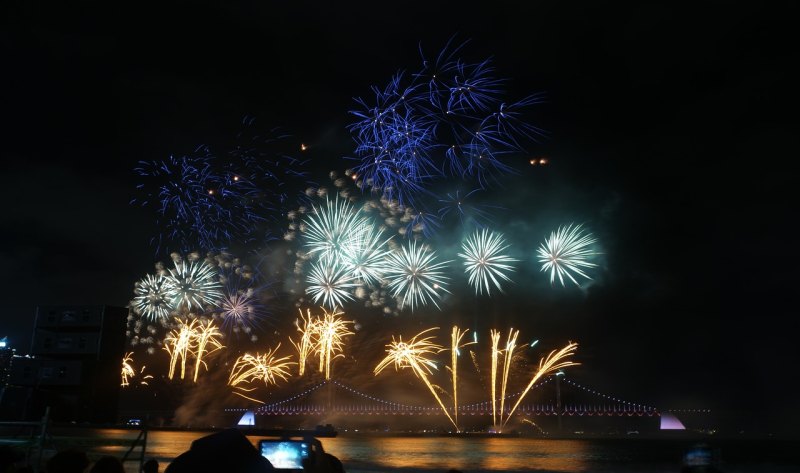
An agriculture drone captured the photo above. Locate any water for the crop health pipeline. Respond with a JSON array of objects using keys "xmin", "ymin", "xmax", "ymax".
[{"xmin": 39, "ymin": 429, "xmax": 800, "ymax": 473}]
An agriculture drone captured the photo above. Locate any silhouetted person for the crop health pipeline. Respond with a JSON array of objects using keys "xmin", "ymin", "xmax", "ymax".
[
  {"xmin": 165, "ymin": 429, "xmax": 273, "ymax": 473},
  {"xmin": 89, "ymin": 456, "xmax": 124, "ymax": 473},
  {"xmin": 142, "ymin": 458, "xmax": 159, "ymax": 473},
  {"xmin": 46, "ymin": 450, "xmax": 90, "ymax": 473}
]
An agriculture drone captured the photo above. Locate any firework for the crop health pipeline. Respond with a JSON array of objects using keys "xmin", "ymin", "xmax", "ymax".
[
  {"xmin": 121, "ymin": 352, "xmax": 153, "ymax": 387},
  {"xmin": 191, "ymin": 319, "xmax": 225, "ymax": 382},
  {"xmin": 132, "ymin": 121, "xmax": 309, "ymax": 254},
  {"xmin": 305, "ymin": 260, "xmax": 358, "ymax": 310},
  {"xmin": 502, "ymin": 342, "xmax": 579, "ymax": 427},
  {"xmin": 290, "ymin": 309, "xmax": 319, "ymax": 376},
  {"xmin": 450, "ymin": 326, "xmax": 474, "ymax": 430},
  {"xmin": 315, "ymin": 308, "xmax": 355, "ymax": 380},
  {"xmin": 228, "ymin": 344, "xmax": 295, "ymax": 403},
  {"xmin": 437, "ymin": 189, "xmax": 500, "ymax": 229},
  {"xmin": 165, "ymin": 257, "xmax": 224, "ymax": 311},
  {"xmin": 490, "ymin": 330, "xmax": 501, "ymax": 427},
  {"xmin": 349, "ymin": 40, "xmax": 542, "ymax": 208},
  {"xmin": 290, "ymin": 307, "xmax": 354, "ymax": 380},
  {"xmin": 303, "ymin": 197, "xmax": 368, "ymax": 263},
  {"xmin": 121, "ymin": 352, "xmax": 136, "ymax": 387},
  {"xmin": 499, "ymin": 329, "xmax": 519, "ymax": 429},
  {"xmin": 537, "ymin": 224, "xmax": 598, "ymax": 286},
  {"xmin": 459, "ymin": 229, "xmax": 518, "ymax": 295},
  {"xmin": 132, "ymin": 274, "xmax": 173, "ymax": 321},
  {"xmin": 384, "ymin": 241, "xmax": 451, "ymax": 311},
  {"xmin": 164, "ymin": 319, "xmax": 194, "ymax": 380},
  {"xmin": 374, "ymin": 328, "xmax": 457, "ymax": 429},
  {"xmin": 163, "ymin": 318, "xmax": 225, "ymax": 382},
  {"xmin": 343, "ymin": 221, "xmax": 391, "ymax": 286}
]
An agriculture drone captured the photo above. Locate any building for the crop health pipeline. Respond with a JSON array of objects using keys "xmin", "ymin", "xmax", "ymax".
[{"xmin": 4, "ymin": 305, "xmax": 128, "ymax": 423}]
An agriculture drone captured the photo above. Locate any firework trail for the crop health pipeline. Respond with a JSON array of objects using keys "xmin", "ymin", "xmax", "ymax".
[
  {"xmin": 502, "ymin": 342, "xmax": 579, "ymax": 428},
  {"xmin": 121, "ymin": 352, "xmax": 136, "ymax": 387},
  {"xmin": 537, "ymin": 224, "xmax": 598, "ymax": 286},
  {"xmin": 290, "ymin": 309, "xmax": 319, "ymax": 376},
  {"xmin": 163, "ymin": 318, "xmax": 225, "ymax": 382},
  {"xmin": 374, "ymin": 328, "xmax": 457, "ymax": 429},
  {"xmin": 315, "ymin": 308, "xmax": 355, "ymax": 380},
  {"xmin": 164, "ymin": 318, "xmax": 194, "ymax": 380},
  {"xmin": 191, "ymin": 319, "xmax": 225, "ymax": 382},
  {"xmin": 490, "ymin": 330, "xmax": 501, "ymax": 427},
  {"xmin": 499, "ymin": 329, "xmax": 519, "ymax": 429},
  {"xmin": 121, "ymin": 352, "xmax": 153, "ymax": 387},
  {"xmin": 459, "ymin": 229, "xmax": 518, "ymax": 295},
  {"xmin": 450, "ymin": 326, "xmax": 474, "ymax": 430},
  {"xmin": 289, "ymin": 307, "xmax": 354, "ymax": 380},
  {"xmin": 384, "ymin": 241, "xmax": 451, "ymax": 311},
  {"xmin": 228, "ymin": 344, "xmax": 295, "ymax": 403}
]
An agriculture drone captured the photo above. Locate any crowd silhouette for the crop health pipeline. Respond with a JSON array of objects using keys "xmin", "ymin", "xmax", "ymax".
[{"xmin": 0, "ymin": 429, "xmax": 347, "ymax": 473}]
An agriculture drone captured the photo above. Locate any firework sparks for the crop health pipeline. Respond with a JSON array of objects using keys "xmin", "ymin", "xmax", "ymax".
[
  {"xmin": 450, "ymin": 326, "xmax": 474, "ymax": 431},
  {"xmin": 537, "ymin": 224, "xmax": 598, "ymax": 286},
  {"xmin": 121, "ymin": 352, "xmax": 136, "ymax": 387},
  {"xmin": 121, "ymin": 352, "xmax": 153, "ymax": 387},
  {"xmin": 499, "ymin": 329, "xmax": 519, "ymax": 429},
  {"xmin": 502, "ymin": 342, "xmax": 579, "ymax": 427},
  {"xmin": 305, "ymin": 260, "xmax": 358, "ymax": 310},
  {"xmin": 303, "ymin": 197, "xmax": 368, "ymax": 263},
  {"xmin": 384, "ymin": 241, "xmax": 451, "ymax": 311},
  {"xmin": 191, "ymin": 319, "xmax": 225, "ymax": 382},
  {"xmin": 315, "ymin": 308, "xmax": 354, "ymax": 380},
  {"xmin": 344, "ymin": 221, "xmax": 391, "ymax": 286},
  {"xmin": 459, "ymin": 229, "xmax": 518, "ymax": 295},
  {"xmin": 228, "ymin": 344, "xmax": 295, "ymax": 403},
  {"xmin": 290, "ymin": 307, "xmax": 354, "ymax": 380},
  {"xmin": 165, "ymin": 257, "xmax": 224, "ymax": 311},
  {"xmin": 164, "ymin": 319, "xmax": 194, "ymax": 380},
  {"xmin": 132, "ymin": 274, "xmax": 173, "ymax": 321},
  {"xmin": 490, "ymin": 330, "xmax": 501, "ymax": 427},
  {"xmin": 374, "ymin": 328, "xmax": 457, "ymax": 429},
  {"xmin": 163, "ymin": 318, "xmax": 225, "ymax": 382},
  {"xmin": 290, "ymin": 309, "xmax": 319, "ymax": 376}
]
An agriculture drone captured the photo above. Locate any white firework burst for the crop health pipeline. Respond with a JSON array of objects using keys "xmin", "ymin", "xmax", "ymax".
[
  {"xmin": 132, "ymin": 274, "xmax": 174, "ymax": 321},
  {"xmin": 343, "ymin": 221, "xmax": 392, "ymax": 286},
  {"xmin": 537, "ymin": 223, "xmax": 598, "ymax": 286},
  {"xmin": 305, "ymin": 260, "xmax": 359, "ymax": 310},
  {"xmin": 384, "ymin": 241, "xmax": 451, "ymax": 311},
  {"xmin": 303, "ymin": 197, "xmax": 369, "ymax": 264},
  {"xmin": 165, "ymin": 259, "xmax": 224, "ymax": 310},
  {"xmin": 458, "ymin": 229, "xmax": 518, "ymax": 295}
]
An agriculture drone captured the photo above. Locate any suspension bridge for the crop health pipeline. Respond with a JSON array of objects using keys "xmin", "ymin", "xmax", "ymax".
[{"xmin": 224, "ymin": 376, "xmax": 699, "ymax": 420}]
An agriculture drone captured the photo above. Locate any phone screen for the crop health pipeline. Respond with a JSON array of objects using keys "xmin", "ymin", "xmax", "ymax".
[{"xmin": 258, "ymin": 440, "xmax": 310, "ymax": 469}]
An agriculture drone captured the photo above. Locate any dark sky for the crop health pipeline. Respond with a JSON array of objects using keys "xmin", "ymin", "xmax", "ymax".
[{"xmin": 2, "ymin": 2, "xmax": 798, "ymax": 432}]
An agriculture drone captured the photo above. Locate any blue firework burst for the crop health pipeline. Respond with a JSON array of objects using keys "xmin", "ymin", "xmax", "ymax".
[{"xmin": 348, "ymin": 39, "xmax": 542, "ymax": 232}]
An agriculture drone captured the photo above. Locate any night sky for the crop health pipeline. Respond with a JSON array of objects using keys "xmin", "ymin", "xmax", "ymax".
[{"xmin": 2, "ymin": 2, "xmax": 797, "ymax": 433}]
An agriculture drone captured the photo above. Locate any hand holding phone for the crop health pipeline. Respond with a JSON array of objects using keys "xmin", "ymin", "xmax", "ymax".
[{"xmin": 258, "ymin": 440, "xmax": 310, "ymax": 470}]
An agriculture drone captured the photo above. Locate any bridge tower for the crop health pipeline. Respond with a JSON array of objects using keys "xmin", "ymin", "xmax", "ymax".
[{"xmin": 555, "ymin": 374, "xmax": 563, "ymax": 432}]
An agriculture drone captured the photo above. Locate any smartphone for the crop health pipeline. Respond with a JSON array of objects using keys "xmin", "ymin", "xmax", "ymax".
[{"xmin": 258, "ymin": 439, "xmax": 311, "ymax": 470}]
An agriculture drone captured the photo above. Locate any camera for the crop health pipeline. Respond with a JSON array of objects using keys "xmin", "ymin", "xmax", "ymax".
[{"xmin": 258, "ymin": 439, "xmax": 312, "ymax": 470}]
